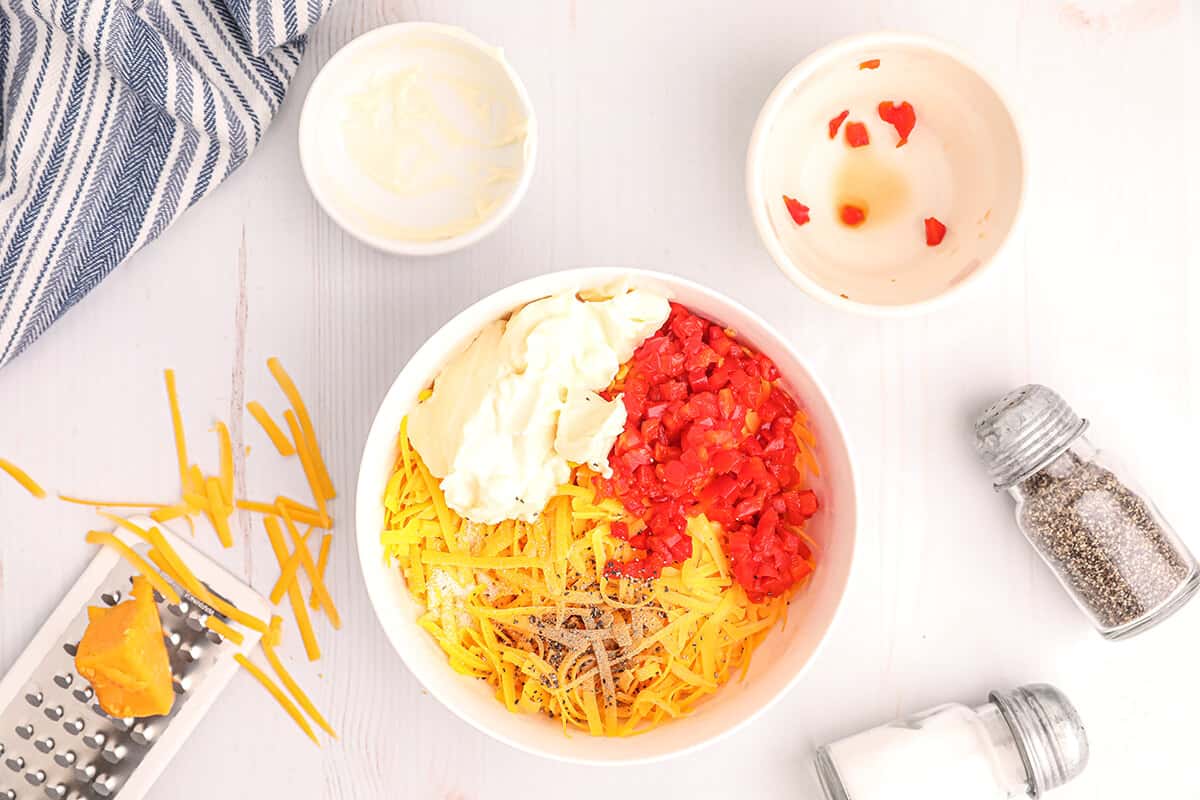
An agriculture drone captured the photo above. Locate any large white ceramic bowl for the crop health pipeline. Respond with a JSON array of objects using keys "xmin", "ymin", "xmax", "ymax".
[{"xmin": 356, "ymin": 268, "xmax": 858, "ymax": 764}]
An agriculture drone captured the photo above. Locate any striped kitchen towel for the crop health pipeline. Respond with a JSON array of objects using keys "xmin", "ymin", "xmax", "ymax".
[{"xmin": 0, "ymin": 0, "xmax": 335, "ymax": 368}]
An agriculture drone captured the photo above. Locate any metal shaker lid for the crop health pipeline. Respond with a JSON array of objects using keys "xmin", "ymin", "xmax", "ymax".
[
  {"xmin": 990, "ymin": 683, "xmax": 1089, "ymax": 797},
  {"xmin": 974, "ymin": 384, "xmax": 1089, "ymax": 489}
]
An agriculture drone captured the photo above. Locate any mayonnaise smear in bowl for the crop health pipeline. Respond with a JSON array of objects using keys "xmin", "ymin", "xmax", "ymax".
[
  {"xmin": 299, "ymin": 23, "xmax": 537, "ymax": 255},
  {"xmin": 409, "ymin": 288, "xmax": 670, "ymax": 525}
]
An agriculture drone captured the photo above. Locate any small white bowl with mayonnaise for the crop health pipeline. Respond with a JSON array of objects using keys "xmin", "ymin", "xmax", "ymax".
[{"xmin": 299, "ymin": 23, "xmax": 537, "ymax": 256}]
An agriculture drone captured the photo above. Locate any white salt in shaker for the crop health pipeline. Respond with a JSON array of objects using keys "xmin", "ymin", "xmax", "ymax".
[{"xmin": 814, "ymin": 684, "xmax": 1088, "ymax": 800}]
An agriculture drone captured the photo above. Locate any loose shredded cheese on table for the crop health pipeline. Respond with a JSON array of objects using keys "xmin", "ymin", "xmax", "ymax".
[
  {"xmin": 310, "ymin": 533, "xmax": 332, "ymax": 610},
  {"xmin": 247, "ymin": 401, "xmax": 296, "ymax": 456},
  {"xmin": 0, "ymin": 458, "xmax": 47, "ymax": 498},
  {"xmin": 267, "ymin": 357, "xmax": 336, "ymax": 499},
  {"xmin": 264, "ymin": 517, "xmax": 321, "ymax": 661},
  {"xmin": 381, "ymin": 424, "xmax": 817, "ymax": 736},
  {"xmin": 84, "ymin": 531, "xmax": 180, "ymax": 605},
  {"xmin": 234, "ymin": 653, "xmax": 319, "ymax": 745}
]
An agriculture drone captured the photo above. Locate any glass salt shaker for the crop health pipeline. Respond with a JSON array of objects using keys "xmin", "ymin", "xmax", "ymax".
[
  {"xmin": 815, "ymin": 683, "xmax": 1088, "ymax": 800},
  {"xmin": 975, "ymin": 384, "xmax": 1199, "ymax": 639}
]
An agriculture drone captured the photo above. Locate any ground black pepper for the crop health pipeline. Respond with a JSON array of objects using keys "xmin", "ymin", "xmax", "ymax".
[{"xmin": 1018, "ymin": 450, "xmax": 1191, "ymax": 630}]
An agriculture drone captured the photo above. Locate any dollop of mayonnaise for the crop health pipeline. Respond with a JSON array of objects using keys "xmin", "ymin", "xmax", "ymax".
[
  {"xmin": 408, "ymin": 288, "xmax": 671, "ymax": 525},
  {"xmin": 312, "ymin": 29, "xmax": 531, "ymax": 243}
]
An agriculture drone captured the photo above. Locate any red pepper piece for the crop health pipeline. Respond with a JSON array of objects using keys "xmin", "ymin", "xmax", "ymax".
[
  {"xmin": 878, "ymin": 101, "xmax": 916, "ymax": 147},
  {"xmin": 925, "ymin": 216, "xmax": 947, "ymax": 246},
  {"xmin": 844, "ymin": 121, "xmax": 869, "ymax": 148},
  {"xmin": 859, "ymin": 58, "xmax": 881, "ymax": 70},
  {"xmin": 828, "ymin": 110, "xmax": 849, "ymax": 139},
  {"xmin": 782, "ymin": 195, "xmax": 810, "ymax": 226},
  {"xmin": 840, "ymin": 204, "xmax": 867, "ymax": 227}
]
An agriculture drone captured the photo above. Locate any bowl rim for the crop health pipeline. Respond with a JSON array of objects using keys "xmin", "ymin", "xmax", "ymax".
[
  {"xmin": 298, "ymin": 21, "xmax": 539, "ymax": 257},
  {"xmin": 745, "ymin": 30, "xmax": 1028, "ymax": 317},
  {"xmin": 354, "ymin": 266, "xmax": 860, "ymax": 764}
]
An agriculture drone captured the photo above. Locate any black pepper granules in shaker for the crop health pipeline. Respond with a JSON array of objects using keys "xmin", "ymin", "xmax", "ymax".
[{"xmin": 975, "ymin": 385, "xmax": 1199, "ymax": 639}]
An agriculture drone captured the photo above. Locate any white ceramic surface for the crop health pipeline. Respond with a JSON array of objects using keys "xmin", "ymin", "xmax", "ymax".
[
  {"xmin": 298, "ymin": 22, "xmax": 537, "ymax": 256},
  {"xmin": 355, "ymin": 267, "xmax": 858, "ymax": 764},
  {"xmin": 747, "ymin": 32, "xmax": 1025, "ymax": 315}
]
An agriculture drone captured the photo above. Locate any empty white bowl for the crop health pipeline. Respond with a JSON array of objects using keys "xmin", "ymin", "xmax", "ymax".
[
  {"xmin": 747, "ymin": 32, "xmax": 1026, "ymax": 314},
  {"xmin": 355, "ymin": 267, "xmax": 859, "ymax": 764}
]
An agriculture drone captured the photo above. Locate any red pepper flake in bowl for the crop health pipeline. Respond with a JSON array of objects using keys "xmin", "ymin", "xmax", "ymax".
[
  {"xmin": 782, "ymin": 195, "xmax": 810, "ymax": 226},
  {"xmin": 828, "ymin": 110, "xmax": 849, "ymax": 139},
  {"xmin": 859, "ymin": 58, "xmax": 881, "ymax": 70},
  {"xmin": 878, "ymin": 101, "xmax": 916, "ymax": 146},
  {"xmin": 840, "ymin": 204, "xmax": 867, "ymax": 227},
  {"xmin": 599, "ymin": 303, "xmax": 820, "ymax": 601},
  {"xmin": 925, "ymin": 216, "xmax": 947, "ymax": 246},
  {"xmin": 844, "ymin": 121, "xmax": 870, "ymax": 148}
]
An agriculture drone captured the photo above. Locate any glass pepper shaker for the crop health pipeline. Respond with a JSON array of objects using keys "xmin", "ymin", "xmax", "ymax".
[
  {"xmin": 814, "ymin": 683, "xmax": 1088, "ymax": 800},
  {"xmin": 974, "ymin": 384, "xmax": 1199, "ymax": 639}
]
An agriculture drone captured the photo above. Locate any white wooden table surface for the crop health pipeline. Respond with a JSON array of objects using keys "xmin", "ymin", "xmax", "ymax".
[{"xmin": 2, "ymin": 1, "xmax": 1198, "ymax": 797}]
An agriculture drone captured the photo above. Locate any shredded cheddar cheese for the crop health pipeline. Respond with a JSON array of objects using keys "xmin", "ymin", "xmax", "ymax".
[
  {"xmin": 310, "ymin": 533, "xmax": 332, "ymax": 610},
  {"xmin": 382, "ymin": 425, "xmax": 817, "ymax": 736},
  {"xmin": 234, "ymin": 653, "xmax": 319, "ymax": 745},
  {"xmin": 264, "ymin": 517, "xmax": 321, "ymax": 661},
  {"xmin": 267, "ymin": 357, "xmax": 335, "ymax": 499},
  {"xmin": 247, "ymin": 401, "xmax": 296, "ymax": 456},
  {"xmin": 85, "ymin": 531, "xmax": 181, "ymax": 605},
  {"xmin": 0, "ymin": 458, "xmax": 47, "ymax": 498}
]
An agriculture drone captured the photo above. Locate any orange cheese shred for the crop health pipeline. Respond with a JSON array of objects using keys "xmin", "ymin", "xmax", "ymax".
[
  {"xmin": 247, "ymin": 401, "xmax": 295, "ymax": 457},
  {"xmin": 84, "ymin": 531, "xmax": 181, "ymax": 605},
  {"xmin": 0, "ymin": 458, "xmax": 47, "ymax": 499},
  {"xmin": 234, "ymin": 653, "xmax": 319, "ymax": 745},
  {"xmin": 263, "ymin": 644, "xmax": 337, "ymax": 738},
  {"xmin": 310, "ymin": 533, "xmax": 332, "ymax": 610},
  {"xmin": 205, "ymin": 477, "xmax": 234, "ymax": 548},
  {"xmin": 204, "ymin": 615, "xmax": 245, "ymax": 646},
  {"xmin": 267, "ymin": 358, "xmax": 335, "ymax": 499},
  {"xmin": 263, "ymin": 517, "xmax": 321, "ymax": 661},
  {"xmin": 216, "ymin": 421, "xmax": 234, "ymax": 506},
  {"xmin": 277, "ymin": 505, "xmax": 340, "ymax": 629},
  {"xmin": 163, "ymin": 370, "xmax": 189, "ymax": 489}
]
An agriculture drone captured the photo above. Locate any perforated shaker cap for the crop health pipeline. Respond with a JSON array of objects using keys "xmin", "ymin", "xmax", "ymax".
[
  {"xmin": 990, "ymin": 683, "xmax": 1090, "ymax": 797},
  {"xmin": 974, "ymin": 384, "xmax": 1089, "ymax": 490}
]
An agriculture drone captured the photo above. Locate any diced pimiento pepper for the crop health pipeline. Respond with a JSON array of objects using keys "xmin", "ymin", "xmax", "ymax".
[
  {"xmin": 599, "ymin": 304, "xmax": 820, "ymax": 601},
  {"xmin": 878, "ymin": 100, "xmax": 916, "ymax": 146},
  {"xmin": 844, "ymin": 121, "xmax": 870, "ymax": 148},
  {"xmin": 828, "ymin": 110, "xmax": 849, "ymax": 139},
  {"xmin": 925, "ymin": 216, "xmax": 947, "ymax": 246},
  {"xmin": 782, "ymin": 195, "xmax": 810, "ymax": 226},
  {"xmin": 840, "ymin": 204, "xmax": 866, "ymax": 227}
]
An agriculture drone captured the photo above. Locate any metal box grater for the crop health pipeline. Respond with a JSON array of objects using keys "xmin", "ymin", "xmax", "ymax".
[{"xmin": 0, "ymin": 517, "xmax": 270, "ymax": 799}]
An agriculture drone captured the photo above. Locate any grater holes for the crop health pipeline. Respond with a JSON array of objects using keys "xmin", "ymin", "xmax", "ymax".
[
  {"xmin": 62, "ymin": 719, "xmax": 83, "ymax": 736},
  {"xmin": 33, "ymin": 737, "xmax": 53, "ymax": 754},
  {"xmin": 88, "ymin": 705, "xmax": 108, "ymax": 721},
  {"xmin": 128, "ymin": 722, "xmax": 153, "ymax": 746},
  {"xmin": 178, "ymin": 643, "xmax": 202, "ymax": 663},
  {"xmin": 99, "ymin": 592, "xmax": 120, "ymax": 607},
  {"xmin": 53, "ymin": 750, "xmax": 75, "ymax": 768},
  {"xmin": 44, "ymin": 783, "xmax": 69, "ymax": 799},
  {"xmin": 167, "ymin": 600, "xmax": 189, "ymax": 617},
  {"xmin": 5, "ymin": 756, "xmax": 23, "ymax": 771},
  {"xmin": 14, "ymin": 725, "xmax": 32, "ymax": 740},
  {"xmin": 1, "ymin": 789, "xmax": 12, "ymax": 800},
  {"xmin": 165, "ymin": 631, "xmax": 182, "ymax": 649},
  {"xmin": 71, "ymin": 687, "xmax": 92, "ymax": 704},
  {"xmin": 81, "ymin": 732, "xmax": 105, "ymax": 750},
  {"xmin": 73, "ymin": 763, "xmax": 95, "ymax": 782},
  {"xmin": 43, "ymin": 706, "xmax": 63, "ymax": 723},
  {"xmin": 99, "ymin": 743, "xmax": 126, "ymax": 765},
  {"xmin": 51, "ymin": 675, "xmax": 71, "ymax": 690},
  {"xmin": 109, "ymin": 718, "xmax": 132, "ymax": 733},
  {"xmin": 24, "ymin": 691, "xmax": 42, "ymax": 708},
  {"xmin": 92, "ymin": 773, "xmax": 118, "ymax": 797},
  {"xmin": 24, "ymin": 768, "xmax": 46, "ymax": 786}
]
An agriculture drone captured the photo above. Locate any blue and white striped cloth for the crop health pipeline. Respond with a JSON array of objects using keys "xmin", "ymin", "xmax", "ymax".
[{"xmin": 0, "ymin": 0, "xmax": 334, "ymax": 367}]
